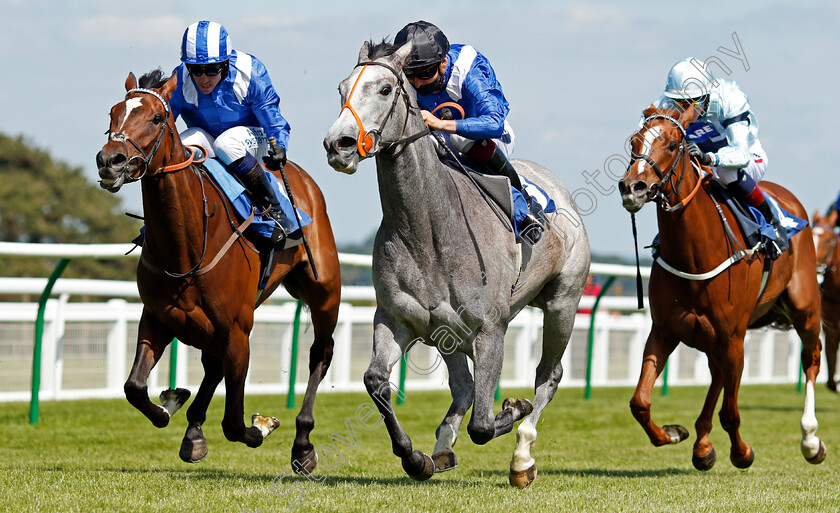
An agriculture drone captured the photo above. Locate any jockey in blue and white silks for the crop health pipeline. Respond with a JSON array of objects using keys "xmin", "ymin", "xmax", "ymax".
[
  {"xmin": 168, "ymin": 20, "xmax": 295, "ymax": 241},
  {"xmin": 646, "ymin": 57, "xmax": 787, "ymax": 258},
  {"xmin": 394, "ymin": 20, "xmax": 542, "ymax": 244}
]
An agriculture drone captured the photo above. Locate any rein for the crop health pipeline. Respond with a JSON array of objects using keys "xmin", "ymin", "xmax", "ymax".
[
  {"xmin": 114, "ymin": 88, "xmax": 257, "ymax": 278},
  {"xmin": 341, "ymin": 60, "xmax": 430, "ymax": 158}
]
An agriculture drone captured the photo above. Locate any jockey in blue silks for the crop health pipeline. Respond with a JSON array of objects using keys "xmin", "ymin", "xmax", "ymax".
[
  {"xmin": 646, "ymin": 57, "xmax": 787, "ymax": 259},
  {"xmin": 168, "ymin": 20, "xmax": 296, "ymax": 241},
  {"xmin": 394, "ymin": 20, "xmax": 544, "ymax": 243}
]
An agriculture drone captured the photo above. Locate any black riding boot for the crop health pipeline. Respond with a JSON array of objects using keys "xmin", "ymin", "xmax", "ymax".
[
  {"xmin": 468, "ymin": 140, "xmax": 545, "ymax": 244},
  {"xmin": 756, "ymin": 199, "xmax": 789, "ymax": 259},
  {"xmin": 240, "ymin": 162, "xmax": 297, "ymax": 242}
]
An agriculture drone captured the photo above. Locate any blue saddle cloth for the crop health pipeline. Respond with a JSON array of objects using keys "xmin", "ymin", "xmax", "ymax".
[
  {"xmin": 511, "ymin": 177, "xmax": 557, "ymax": 237},
  {"xmin": 708, "ymin": 181, "xmax": 807, "ymax": 247},
  {"xmin": 203, "ymin": 158, "xmax": 312, "ymax": 240}
]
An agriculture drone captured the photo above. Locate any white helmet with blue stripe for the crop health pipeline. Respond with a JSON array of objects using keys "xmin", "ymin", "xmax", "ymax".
[
  {"xmin": 181, "ymin": 21, "xmax": 232, "ymax": 65},
  {"xmin": 663, "ymin": 58, "xmax": 714, "ymax": 100}
]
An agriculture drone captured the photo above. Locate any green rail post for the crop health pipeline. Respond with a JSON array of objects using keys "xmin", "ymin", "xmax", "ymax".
[
  {"xmin": 495, "ymin": 378, "xmax": 501, "ymax": 402},
  {"xmin": 168, "ymin": 338, "xmax": 179, "ymax": 390},
  {"xmin": 797, "ymin": 343, "xmax": 803, "ymax": 393},
  {"xmin": 584, "ymin": 276, "xmax": 616, "ymax": 399},
  {"xmin": 662, "ymin": 361, "xmax": 670, "ymax": 396},
  {"xmin": 30, "ymin": 258, "xmax": 71, "ymax": 425},
  {"xmin": 397, "ymin": 354, "xmax": 408, "ymax": 405},
  {"xmin": 287, "ymin": 301, "xmax": 303, "ymax": 409}
]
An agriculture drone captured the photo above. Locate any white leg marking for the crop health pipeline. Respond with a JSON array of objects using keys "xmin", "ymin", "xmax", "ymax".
[
  {"xmin": 510, "ymin": 417, "xmax": 537, "ymax": 472},
  {"xmin": 432, "ymin": 423, "xmax": 458, "ymax": 456},
  {"xmin": 800, "ymin": 381, "xmax": 821, "ymax": 458}
]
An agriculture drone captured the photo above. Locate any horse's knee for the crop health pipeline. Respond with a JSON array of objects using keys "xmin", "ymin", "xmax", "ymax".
[
  {"xmin": 629, "ymin": 396, "xmax": 651, "ymax": 422},
  {"xmin": 467, "ymin": 417, "xmax": 494, "ymax": 445}
]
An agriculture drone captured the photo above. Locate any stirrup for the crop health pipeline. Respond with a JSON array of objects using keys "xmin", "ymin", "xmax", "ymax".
[
  {"xmin": 519, "ymin": 215, "xmax": 543, "ymax": 245},
  {"xmin": 264, "ymin": 209, "xmax": 293, "ymax": 244}
]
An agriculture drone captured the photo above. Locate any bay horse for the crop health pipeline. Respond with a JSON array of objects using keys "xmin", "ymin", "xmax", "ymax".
[
  {"xmin": 323, "ymin": 41, "xmax": 590, "ymax": 488},
  {"xmin": 619, "ymin": 104, "xmax": 826, "ymax": 469},
  {"xmin": 812, "ymin": 209, "xmax": 840, "ymax": 391},
  {"xmin": 95, "ymin": 71, "xmax": 341, "ymax": 473}
]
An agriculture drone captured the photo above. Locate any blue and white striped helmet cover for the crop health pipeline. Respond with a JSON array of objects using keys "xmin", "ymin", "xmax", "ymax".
[{"xmin": 181, "ymin": 21, "xmax": 232, "ymax": 65}]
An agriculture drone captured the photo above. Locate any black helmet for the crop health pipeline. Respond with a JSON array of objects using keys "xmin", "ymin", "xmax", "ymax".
[{"xmin": 394, "ymin": 21, "xmax": 450, "ymax": 70}]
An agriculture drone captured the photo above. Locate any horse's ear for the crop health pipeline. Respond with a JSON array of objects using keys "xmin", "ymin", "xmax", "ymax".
[
  {"xmin": 813, "ymin": 209, "xmax": 821, "ymax": 224},
  {"xmin": 830, "ymin": 208, "xmax": 838, "ymax": 226},
  {"xmin": 643, "ymin": 104, "xmax": 657, "ymax": 118},
  {"xmin": 392, "ymin": 41, "xmax": 413, "ymax": 68},
  {"xmin": 159, "ymin": 73, "xmax": 178, "ymax": 101},
  {"xmin": 125, "ymin": 72, "xmax": 137, "ymax": 91},
  {"xmin": 357, "ymin": 41, "xmax": 371, "ymax": 65}
]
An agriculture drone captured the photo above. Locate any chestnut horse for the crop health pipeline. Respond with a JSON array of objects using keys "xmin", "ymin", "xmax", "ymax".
[
  {"xmin": 96, "ymin": 71, "xmax": 341, "ymax": 473},
  {"xmin": 812, "ymin": 209, "xmax": 840, "ymax": 391},
  {"xmin": 618, "ymin": 104, "xmax": 826, "ymax": 470}
]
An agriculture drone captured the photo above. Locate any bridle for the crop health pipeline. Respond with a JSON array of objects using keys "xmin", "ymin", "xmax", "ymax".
[
  {"xmin": 106, "ymin": 87, "xmax": 256, "ymax": 278},
  {"xmin": 629, "ymin": 114, "xmax": 704, "ymax": 213},
  {"xmin": 340, "ymin": 59, "xmax": 430, "ymax": 158},
  {"xmin": 106, "ymin": 88, "xmax": 175, "ymax": 182}
]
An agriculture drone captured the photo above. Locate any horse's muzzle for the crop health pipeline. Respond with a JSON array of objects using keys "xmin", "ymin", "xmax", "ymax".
[
  {"xmin": 96, "ymin": 148, "xmax": 131, "ymax": 192},
  {"xmin": 618, "ymin": 179, "xmax": 649, "ymax": 213},
  {"xmin": 323, "ymin": 130, "xmax": 361, "ymax": 174}
]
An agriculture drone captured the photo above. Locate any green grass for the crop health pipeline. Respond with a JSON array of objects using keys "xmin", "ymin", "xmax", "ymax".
[{"xmin": 2, "ymin": 385, "xmax": 840, "ymax": 512}]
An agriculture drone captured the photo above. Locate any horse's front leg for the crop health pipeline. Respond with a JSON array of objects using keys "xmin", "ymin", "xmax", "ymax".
[
  {"xmin": 823, "ymin": 323, "xmax": 839, "ymax": 392},
  {"xmin": 692, "ymin": 360, "xmax": 723, "ymax": 470},
  {"xmin": 220, "ymin": 329, "xmax": 279, "ymax": 448},
  {"xmin": 124, "ymin": 309, "xmax": 189, "ymax": 428},
  {"xmin": 364, "ymin": 309, "xmax": 433, "ymax": 481},
  {"xmin": 467, "ymin": 326, "xmax": 527, "ymax": 445},
  {"xmin": 717, "ymin": 340, "xmax": 754, "ymax": 468},
  {"xmin": 800, "ymin": 334, "xmax": 827, "ymax": 464},
  {"xmin": 431, "ymin": 352, "xmax": 474, "ymax": 473},
  {"xmin": 629, "ymin": 329, "xmax": 686, "ymax": 446},
  {"xmin": 290, "ymin": 305, "xmax": 337, "ymax": 475},
  {"xmin": 179, "ymin": 351, "xmax": 224, "ymax": 463}
]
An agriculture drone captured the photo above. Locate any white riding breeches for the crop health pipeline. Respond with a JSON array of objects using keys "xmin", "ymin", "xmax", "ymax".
[
  {"xmin": 712, "ymin": 152, "xmax": 768, "ymax": 185},
  {"xmin": 180, "ymin": 126, "xmax": 270, "ymax": 165}
]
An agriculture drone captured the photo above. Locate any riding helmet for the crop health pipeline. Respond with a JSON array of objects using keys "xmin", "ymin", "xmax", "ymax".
[
  {"xmin": 663, "ymin": 58, "xmax": 714, "ymax": 100},
  {"xmin": 394, "ymin": 21, "xmax": 450, "ymax": 70},
  {"xmin": 181, "ymin": 20, "xmax": 232, "ymax": 65}
]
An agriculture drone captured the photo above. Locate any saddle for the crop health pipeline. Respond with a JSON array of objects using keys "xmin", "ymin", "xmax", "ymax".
[{"xmin": 130, "ymin": 157, "xmax": 313, "ymax": 290}]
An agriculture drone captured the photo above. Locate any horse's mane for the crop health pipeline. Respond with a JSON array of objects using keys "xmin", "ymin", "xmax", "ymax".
[
  {"xmin": 139, "ymin": 68, "xmax": 170, "ymax": 89},
  {"xmin": 368, "ymin": 39, "xmax": 401, "ymax": 59},
  {"xmin": 643, "ymin": 101, "xmax": 693, "ymax": 126}
]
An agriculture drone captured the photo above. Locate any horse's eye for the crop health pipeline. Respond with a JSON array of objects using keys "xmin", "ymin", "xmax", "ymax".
[
  {"xmin": 668, "ymin": 141, "xmax": 678, "ymax": 151},
  {"xmin": 379, "ymin": 85, "xmax": 392, "ymax": 96},
  {"xmin": 153, "ymin": 114, "xmax": 164, "ymax": 125}
]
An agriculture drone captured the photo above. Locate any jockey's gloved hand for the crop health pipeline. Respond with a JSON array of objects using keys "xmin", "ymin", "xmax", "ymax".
[
  {"xmin": 687, "ymin": 142, "xmax": 714, "ymax": 166},
  {"xmin": 263, "ymin": 142, "xmax": 287, "ymax": 171}
]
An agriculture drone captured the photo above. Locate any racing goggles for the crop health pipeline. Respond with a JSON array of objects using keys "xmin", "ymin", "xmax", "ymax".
[
  {"xmin": 186, "ymin": 62, "xmax": 226, "ymax": 77},
  {"xmin": 404, "ymin": 63, "xmax": 439, "ymax": 80}
]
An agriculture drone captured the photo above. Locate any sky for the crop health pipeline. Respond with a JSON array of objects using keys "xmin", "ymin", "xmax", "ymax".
[{"xmin": 2, "ymin": 0, "xmax": 839, "ymax": 259}]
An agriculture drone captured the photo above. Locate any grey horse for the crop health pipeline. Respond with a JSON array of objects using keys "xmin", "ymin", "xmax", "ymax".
[{"xmin": 324, "ymin": 41, "xmax": 590, "ymax": 488}]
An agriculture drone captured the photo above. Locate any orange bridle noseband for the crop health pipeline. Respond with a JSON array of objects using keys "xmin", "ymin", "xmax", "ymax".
[{"xmin": 339, "ymin": 60, "xmax": 429, "ymax": 158}]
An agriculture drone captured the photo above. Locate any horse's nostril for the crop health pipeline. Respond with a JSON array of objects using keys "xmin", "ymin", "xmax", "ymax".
[
  {"xmin": 108, "ymin": 153, "xmax": 127, "ymax": 167},
  {"xmin": 337, "ymin": 136, "xmax": 356, "ymax": 150},
  {"xmin": 632, "ymin": 182, "xmax": 648, "ymax": 193}
]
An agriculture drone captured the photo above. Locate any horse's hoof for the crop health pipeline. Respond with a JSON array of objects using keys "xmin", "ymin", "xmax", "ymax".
[
  {"xmin": 251, "ymin": 414, "xmax": 280, "ymax": 439},
  {"xmin": 503, "ymin": 397, "xmax": 534, "ymax": 417},
  {"xmin": 402, "ymin": 450, "xmax": 434, "ymax": 481},
  {"xmin": 662, "ymin": 424, "xmax": 689, "ymax": 444},
  {"xmin": 292, "ymin": 444, "xmax": 317, "ymax": 474},
  {"xmin": 509, "ymin": 464, "xmax": 537, "ymax": 488},
  {"xmin": 828, "ymin": 381, "xmax": 837, "ymax": 393},
  {"xmin": 179, "ymin": 436, "xmax": 208, "ymax": 463},
  {"xmin": 432, "ymin": 450, "xmax": 458, "ymax": 472},
  {"xmin": 731, "ymin": 446, "xmax": 755, "ymax": 469},
  {"xmin": 692, "ymin": 448, "xmax": 716, "ymax": 471},
  {"xmin": 159, "ymin": 388, "xmax": 191, "ymax": 417},
  {"xmin": 806, "ymin": 441, "xmax": 827, "ymax": 465}
]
